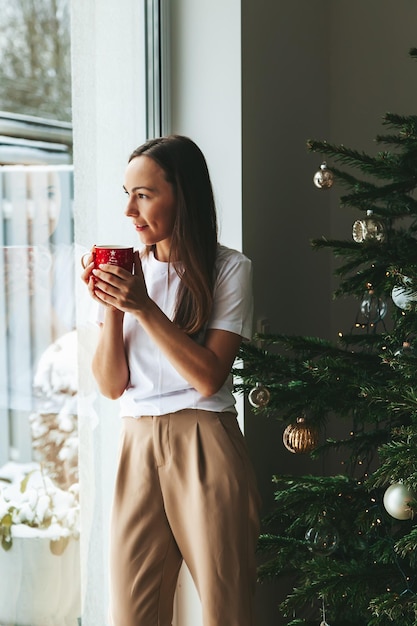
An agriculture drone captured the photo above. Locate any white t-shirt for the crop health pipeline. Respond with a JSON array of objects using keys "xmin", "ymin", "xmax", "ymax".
[{"xmin": 119, "ymin": 244, "xmax": 253, "ymax": 417}]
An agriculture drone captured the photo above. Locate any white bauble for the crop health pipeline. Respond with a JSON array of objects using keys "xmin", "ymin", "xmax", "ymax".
[
  {"xmin": 391, "ymin": 280, "xmax": 417, "ymax": 310},
  {"xmin": 383, "ymin": 483, "xmax": 415, "ymax": 520}
]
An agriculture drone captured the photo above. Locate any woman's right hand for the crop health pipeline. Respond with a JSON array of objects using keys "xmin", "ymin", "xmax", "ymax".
[
  {"xmin": 81, "ymin": 248, "xmax": 126, "ymax": 314},
  {"xmin": 81, "ymin": 249, "xmax": 105, "ymax": 305},
  {"xmin": 81, "ymin": 250, "xmax": 94, "ymax": 282},
  {"xmin": 80, "ymin": 246, "xmax": 94, "ymax": 272}
]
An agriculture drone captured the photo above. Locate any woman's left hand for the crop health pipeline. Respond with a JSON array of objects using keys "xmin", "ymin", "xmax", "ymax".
[{"xmin": 91, "ymin": 250, "xmax": 150, "ymax": 313}]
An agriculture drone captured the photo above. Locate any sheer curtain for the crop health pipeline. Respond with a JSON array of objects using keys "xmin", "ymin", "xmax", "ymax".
[{"xmin": 71, "ymin": 1, "xmax": 146, "ymax": 623}]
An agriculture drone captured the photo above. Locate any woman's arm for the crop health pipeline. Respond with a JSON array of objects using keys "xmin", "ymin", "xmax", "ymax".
[
  {"xmin": 91, "ymin": 308, "xmax": 130, "ymax": 399},
  {"xmin": 90, "ymin": 254, "xmax": 242, "ymax": 397},
  {"xmin": 134, "ymin": 300, "xmax": 241, "ymax": 397},
  {"xmin": 81, "ymin": 255, "xmax": 130, "ymax": 399}
]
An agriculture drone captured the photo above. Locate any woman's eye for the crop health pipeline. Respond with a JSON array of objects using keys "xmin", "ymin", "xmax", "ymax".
[{"xmin": 138, "ymin": 193, "xmax": 147, "ymax": 199}]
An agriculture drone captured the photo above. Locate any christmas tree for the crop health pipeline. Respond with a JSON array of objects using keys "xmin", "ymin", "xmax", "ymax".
[{"xmin": 236, "ymin": 48, "xmax": 417, "ymax": 626}]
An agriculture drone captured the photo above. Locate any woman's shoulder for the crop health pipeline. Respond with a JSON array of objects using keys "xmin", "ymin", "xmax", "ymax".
[{"xmin": 215, "ymin": 243, "xmax": 252, "ymax": 269}]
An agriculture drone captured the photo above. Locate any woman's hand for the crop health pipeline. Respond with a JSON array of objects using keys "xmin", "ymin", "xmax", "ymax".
[
  {"xmin": 80, "ymin": 248, "xmax": 106, "ymax": 306},
  {"xmin": 80, "ymin": 249, "xmax": 94, "ymax": 283},
  {"xmin": 91, "ymin": 250, "xmax": 150, "ymax": 314},
  {"xmin": 82, "ymin": 262, "xmax": 113, "ymax": 309}
]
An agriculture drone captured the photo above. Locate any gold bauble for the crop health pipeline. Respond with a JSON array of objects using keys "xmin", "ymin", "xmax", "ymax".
[{"xmin": 283, "ymin": 416, "xmax": 319, "ymax": 454}]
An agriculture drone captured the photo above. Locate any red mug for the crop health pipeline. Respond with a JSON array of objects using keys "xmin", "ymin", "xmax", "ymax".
[{"xmin": 92, "ymin": 245, "xmax": 134, "ymax": 272}]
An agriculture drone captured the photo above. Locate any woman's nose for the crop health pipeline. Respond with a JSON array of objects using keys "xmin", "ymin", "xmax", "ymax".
[{"xmin": 125, "ymin": 197, "xmax": 138, "ymax": 217}]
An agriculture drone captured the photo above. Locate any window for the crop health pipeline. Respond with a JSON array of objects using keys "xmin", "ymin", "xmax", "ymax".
[
  {"xmin": 0, "ymin": 1, "xmax": 201, "ymax": 624},
  {"xmin": 0, "ymin": 112, "xmax": 72, "ymax": 165},
  {"xmin": 0, "ymin": 0, "xmax": 74, "ymax": 466},
  {"xmin": 0, "ymin": 2, "xmax": 78, "ymax": 624}
]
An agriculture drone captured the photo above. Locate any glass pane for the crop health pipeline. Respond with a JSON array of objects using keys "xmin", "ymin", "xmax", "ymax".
[
  {"xmin": 0, "ymin": 2, "xmax": 79, "ymax": 625},
  {"xmin": 0, "ymin": 0, "xmax": 72, "ymax": 122}
]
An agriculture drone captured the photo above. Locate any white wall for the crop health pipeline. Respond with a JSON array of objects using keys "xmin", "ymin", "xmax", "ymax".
[
  {"xmin": 169, "ymin": 2, "xmax": 242, "ymax": 623},
  {"xmin": 170, "ymin": 0, "xmax": 242, "ymax": 251}
]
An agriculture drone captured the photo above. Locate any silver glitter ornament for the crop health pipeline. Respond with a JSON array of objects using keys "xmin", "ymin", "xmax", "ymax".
[
  {"xmin": 248, "ymin": 383, "xmax": 270, "ymax": 408},
  {"xmin": 352, "ymin": 210, "xmax": 386, "ymax": 243},
  {"xmin": 313, "ymin": 162, "xmax": 334, "ymax": 189}
]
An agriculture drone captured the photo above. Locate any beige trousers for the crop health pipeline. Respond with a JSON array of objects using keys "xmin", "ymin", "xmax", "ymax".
[{"xmin": 109, "ymin": 409, "xmax": 261, "ymax": 626}]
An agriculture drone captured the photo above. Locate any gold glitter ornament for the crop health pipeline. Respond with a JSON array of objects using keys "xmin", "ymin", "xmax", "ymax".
[
  {"xmin": 313, "ymin": 162, "xmax": 334, "ymax": 189},
  {"xmin": 283, "ymin": 416, "xmax": 319, "ymax": 454}
]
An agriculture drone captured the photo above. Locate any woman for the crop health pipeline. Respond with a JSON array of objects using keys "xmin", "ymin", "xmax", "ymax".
[{"xmin": 82, "ymin": 135, "xmax": 260, "ymax": 626}]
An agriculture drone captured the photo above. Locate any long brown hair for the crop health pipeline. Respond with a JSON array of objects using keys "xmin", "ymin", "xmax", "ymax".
[{"xmin": 129, "ymin": 135, "xmax": 218, "ymax": 335}]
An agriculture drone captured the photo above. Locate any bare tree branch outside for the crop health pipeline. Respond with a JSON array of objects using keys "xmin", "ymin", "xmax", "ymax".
[{"xmin": 0, "ymin": 0, "xmax": 71, "ymax": 122}]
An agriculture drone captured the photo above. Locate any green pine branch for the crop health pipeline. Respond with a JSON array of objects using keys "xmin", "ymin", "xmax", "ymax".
[
  {"xmin": 307, "ymin": 140, "xmax": 403, "ymax": 181},
  {"xmin": 368, "ymin": 591, "xmax": 417, "ymax": 626}
]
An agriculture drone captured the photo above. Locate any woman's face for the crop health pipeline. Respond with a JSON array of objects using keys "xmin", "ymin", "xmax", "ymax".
[{"xmin": 124, "ymin": 155, "xmax": 177, "ymax": 262}]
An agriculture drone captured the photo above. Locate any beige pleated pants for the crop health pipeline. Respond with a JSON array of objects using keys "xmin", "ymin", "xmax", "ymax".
[{"xmin": 109, "ymin": 409, "xmax": 261, "ymax": 626}]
